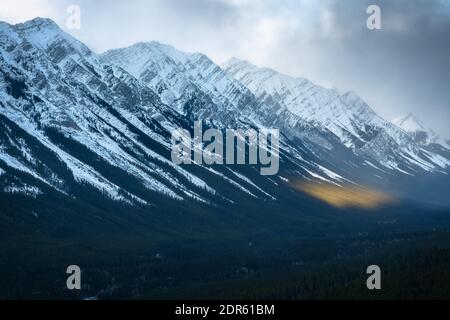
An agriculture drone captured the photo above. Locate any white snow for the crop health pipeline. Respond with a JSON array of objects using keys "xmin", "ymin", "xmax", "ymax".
[
  {"xmin": 393, "ymin": 113, "xmax": 429, "ymax": 133},
  {"xmin": 228, "ymin": 169, "xmax": 276, "ymax": 200},
  {"xmin": 393, "ymin": 113, "xmax": 449, "ymax": 147},
  {"xmin": 364, "ymin": 160, "xmax": 383, "ymax": 171},
  {"xmin": 1, "ymin": 16, "xmax": 450, "ymax": 211},
  {"xmin": 303, "ymin": 168, "xmax": 338, "ymax": 184},
  {"xmin": 203, "ymin": 166, "xmax": 257, "ymax": 198},
  {"xmin": 223, "ymin": 58, "xmax": 450, "ymax": 175},
  {"xmin": 3, "ymin": 184, "xmax": 42, "ymax": 197},
  {"xmin": 316, "ymin": 164, "xmax": 347, "ymax": 182}
]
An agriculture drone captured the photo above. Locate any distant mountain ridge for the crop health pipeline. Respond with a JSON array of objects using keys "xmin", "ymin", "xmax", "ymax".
[
  {"xmin": 0, "ymin": 17, "xmax": 450, "ymax": 212},
  {"xmin": 393, "ymin": 112, "xmax": 449, "ymax": 148},
  {"xmin": 221, "ymin": 58, "xmax": 450, "ymax": 172}
]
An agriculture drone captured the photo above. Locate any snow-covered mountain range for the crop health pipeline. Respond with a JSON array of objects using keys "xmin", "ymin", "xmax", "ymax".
[
  {"xmin": 1, "ymin": 17, "xmax": 449, "ymax": 210},
  {"xmin": 393, "ymin": 112, "xmax": 449, "ymax": 147}
]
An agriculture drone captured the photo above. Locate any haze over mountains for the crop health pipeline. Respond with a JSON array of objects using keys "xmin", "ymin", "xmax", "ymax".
[{"xmin": 1, "ymin": 17, "xmax": 450, "ymax": 212}]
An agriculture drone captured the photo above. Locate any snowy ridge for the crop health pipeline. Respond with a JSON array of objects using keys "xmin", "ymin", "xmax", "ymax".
[
  {"xmin": 1, "ymin": 17, "xmax": 450, "ymax": 210},
  {"xmin": 222, "ymin": 58, "xmax": 450, "ymax": 174},
  {"xmin": 0, "ymin": 18, "xmax": 281, "ymax": 207},
  {"xmin": 393, "ymin": 113, "xmax": 449, "ymax": 148},
  {"xmin": 101, "ymin": 42, "xmax": 258, "ymax": 123}
]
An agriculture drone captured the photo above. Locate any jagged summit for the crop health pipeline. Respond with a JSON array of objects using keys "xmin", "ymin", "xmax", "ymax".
[
  {"xmin": 0, "ymin": 17, "xmax": 59, "ymax": 33},
  {"xmin": 103, "ymin": 41, "xmax": 216, "ymax": 72},
  {"xmin": 393, "ymin": 113, "xmax": 447, "ymax": 147},
  {"xmin": 222, "ymin": 57, "xmax": 311, "ymax": 84},
  {"xmin": 393, "ymin": 113, "xmax": 431, "ymax": 133},
  {"xmin": 14, "ymin": 17, "xmax": 59, "ymax": 29},
  {"xmin": 2, "ymin": 16, "xmax": 91, "ymax": 57}
]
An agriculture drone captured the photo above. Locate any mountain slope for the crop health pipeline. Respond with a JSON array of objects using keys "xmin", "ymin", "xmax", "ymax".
[
  {"xmin": 221, "ymin": 58, "xmax": 450, "ymax": 174},
  {"xmin": 393, "ymin": 113, "xmax": 449, "ymax": 147}
]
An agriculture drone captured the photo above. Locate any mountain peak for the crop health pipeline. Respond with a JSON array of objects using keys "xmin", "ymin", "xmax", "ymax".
[
  {"xmin": 392, "ymin": 112, "xmax": 430, "ymax": 133},
  {"xmin": 0, "ymin": 17, "xmax": 60, "ymax": 42},
  {"xmin": 221, "ymin": 57, "xmax": 278, "ymax": 77},
  {"xmin": 6, "ymin": 17, "xmax": 91, "ymax": 57},
  {"xmin": 133, "ymin": 41, "xmax": 177, "ymax": 52},
  {"xmin": 222, "ymin": 57, "xmax": 250, "ymax": 68},
  {"xmin": 104, "ymin": 40, "xmax": 190, "ymax": 67},
  {"xmin": 392, "ymin": 112, "xmax": 448, "ymax": 147},
  {"xmin": 14, "ymin": 17, "xmax": 60, "ymax": 31}
]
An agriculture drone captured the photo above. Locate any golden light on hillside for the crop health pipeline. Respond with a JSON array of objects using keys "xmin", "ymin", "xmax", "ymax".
[{"xmin": 291, "ymin": 181, "xmax": 395, "ymax": 210}]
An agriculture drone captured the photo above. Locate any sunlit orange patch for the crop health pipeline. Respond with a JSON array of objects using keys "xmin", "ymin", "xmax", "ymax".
[{"xmin": 291, "ymin": 180, "xmax": 395, "ymax": 210}]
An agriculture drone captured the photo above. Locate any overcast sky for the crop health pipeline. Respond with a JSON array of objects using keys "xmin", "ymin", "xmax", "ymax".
[{"xmin": 1, "ymin": 0, "xmax": 449, "ymax": 137}]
